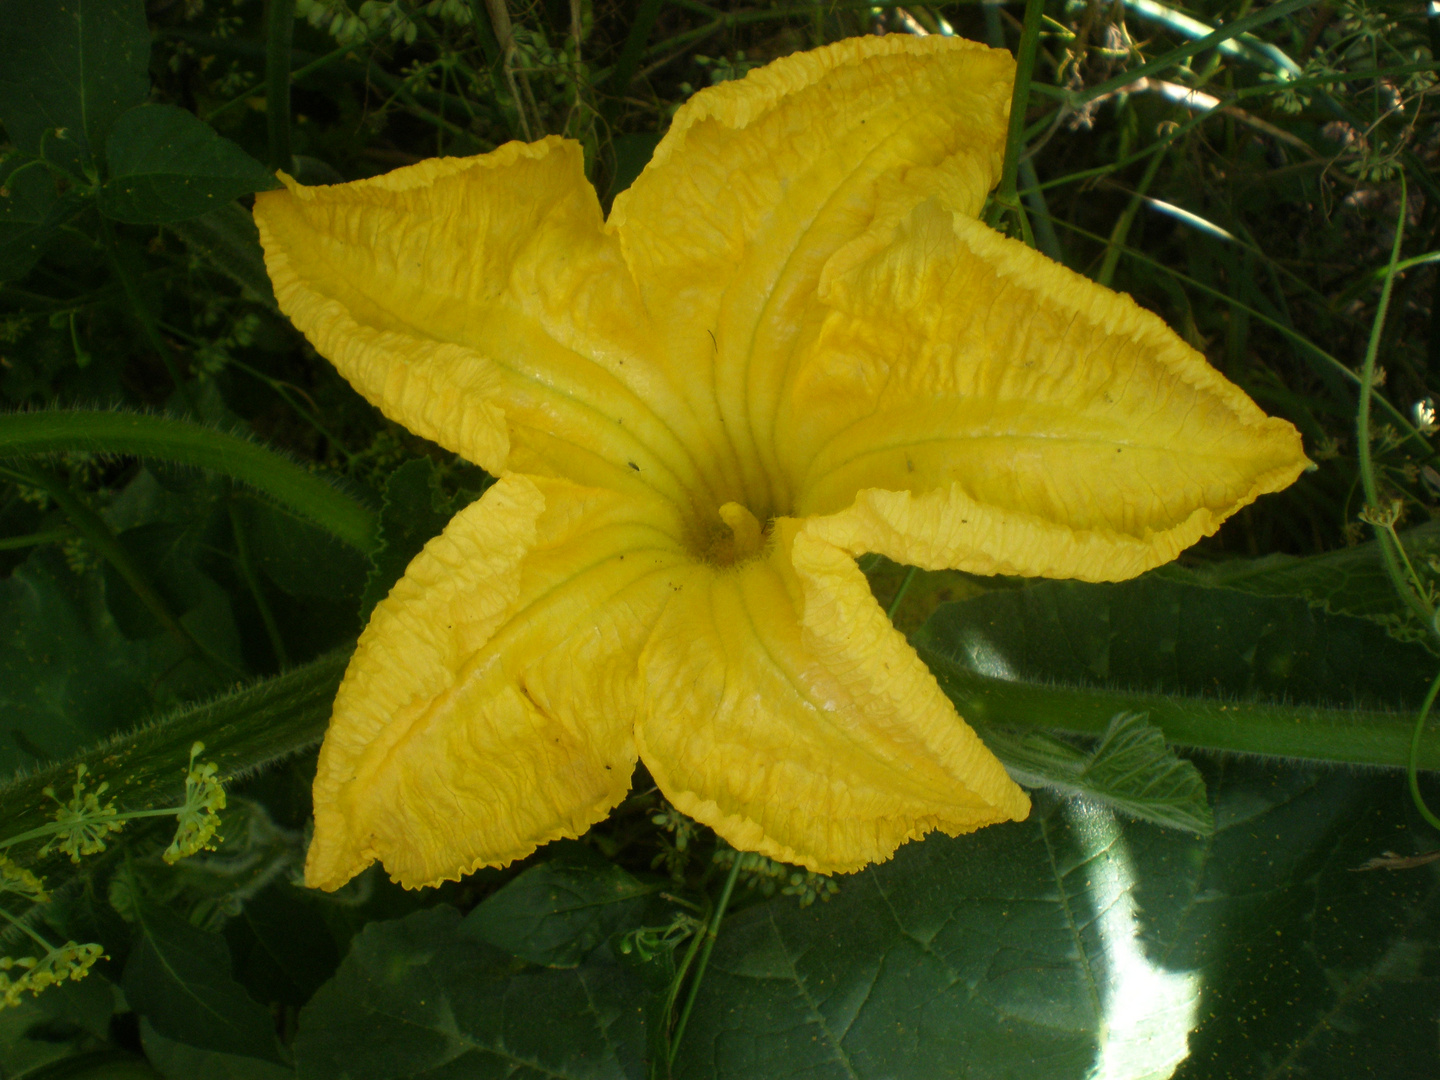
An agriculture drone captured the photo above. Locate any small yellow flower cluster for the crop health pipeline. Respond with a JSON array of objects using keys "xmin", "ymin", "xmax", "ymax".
[
  {"xmin": 162, "ymin": 743, "xmax": 227, "ymax": 865},
  {"xmin": 37, "ymin": 765, "xmax": 124, "ymax": 864},
  {"xmin": 0, "ymin": 855, "xmax": 49, "ymax": 904},
  {"xmin": 0, "ymin": 942, "xmax": 104, "ymax": 1008},
  {"xmin": 0, "ymin": 746, "xmax": 228, "ymax": 1009}
]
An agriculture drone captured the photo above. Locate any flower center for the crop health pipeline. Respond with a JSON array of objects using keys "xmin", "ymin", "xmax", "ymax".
[{"xmin": 709, "ymin": 501, "xmax": 767, "ymax": 566}]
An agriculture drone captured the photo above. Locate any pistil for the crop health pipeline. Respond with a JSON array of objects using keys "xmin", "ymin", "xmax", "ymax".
[{"xmin": 718, "ymin": 502, "xmax": 765, "ymax": 562}]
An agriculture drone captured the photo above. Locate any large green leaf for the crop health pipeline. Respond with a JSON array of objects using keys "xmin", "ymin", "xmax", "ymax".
[
  {"xmin": 462, "ymin": 854, "xmax": 659, "ymax": 969},
  {"xmin": 140, "ymin": 1022, "xmax": 295, "ymax": 1080},
  {"xmin": 0, "ymin": 155, "xmax": 87, "ymax": 281},
  {"xmin": 1156, "ymin": 522, "xmax": 1440, "ymax": 641},
  {"xmin": 924, "ymin": 574, "xmax": 1432, "ymax": 704},
  {"xmin": 1142, "ymin": 768, "xmax": 1440, "ymax": 1079},
  {"xmin": 914, "ymin": 576, "xmax": 1440, "ymax": 770},
  {"xmin": 123, "ymin": 899, "xmax": 288, "ymax": 1064},
  {"xmin": 167, "ymin": 203, "xmax": 278, "ymax": 308},
  {"xmin": 607, "ymin": 131, "xmax": 661, "ymax": 201},
  {"xmin": 359, "ymin": 458, "xmax": 485, "ymax": 621},
  {"xmin": 100, "ymin": 519, "xmax": 243, "ymax": 676},
  {"xmin": 244, "ymin": 498, "xmax": 368, "ymax": 605},
  {"xmin": 0, "ymin": 973, "xmax": 116, "ymax": 1078},
  {"xmin": 674, "ymin": 766, "xmax": 1439, "ymax": 1080},
  {"xmin": 0, "ymin": 0, "xmax": 149, "ymax": 169},
  {"xmin": 227, "ymin": 882, "xmax": 343, "ymax": 1009},
  {"xmin": 0, "ymin": 548, "xmax": 155, "ymax": 775},
  {"xmin": 292, "ymin": 905, "xmax": 648, "ymax": 1080},
  {"xmin": 981, "ymin": 711, "xmax": 1214, "ymax": 834},
  {"xmin": 99, "ymin": 105, "xmax": 281, "ymax": 224}
]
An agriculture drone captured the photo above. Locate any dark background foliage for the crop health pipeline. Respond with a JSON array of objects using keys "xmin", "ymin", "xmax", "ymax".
[{"xmin": 2, "ymin": 1, "xmax": 1439, "ymax": 1077}]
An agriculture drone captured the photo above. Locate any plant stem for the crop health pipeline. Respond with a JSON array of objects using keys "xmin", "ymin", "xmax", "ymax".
[
  {"xmin": 466, "ymin": 0, "xmax": 522, "ymax": 139},
  {"xmin": 1355, "ymin": 180, "xmax": 1433, "ymax": 631},
  {"xmin": 484, "ymin": 0, "xmax": 537, "ymax": 141},
  {"xmin": 0, "ymin": 905, "xmax": 56, "ymax": 952},
  {"xmin": 886, "ymin": 565, "xmax": 918, "ymax": 621},
  {"xmin": 669, "ymin": 854, "xmax": 743, "ymax": 1066},
  {"xmin": 1353, "ymin": 178, "xmax": 1440, "ymax": 825},
  {"xmin": 466, "ymin": 0, "xmax": 502, "ymax": 68},
  {"xmin": 987, "ymin": 0, "xmax": 1045, "ymax": 234},
  {"xmin": 1065, "ymin": 0, "xmax": 1319, "ymax": 115},
  {"xmin": 0, "ymin": 529, "xmax": 70, "ymax": 551},
  {"xmin": 1018, "ymin": 157, "xmax": 1063, "ymax": 260},
  {"xmin": 1409, "ymin": 667, "xmax": 1440, "ymax": 831},
  {"xmin": 653, "ymin": 901, "xmax": 709, "ymax": 1076},
  {"xmin": 1097, "ymin": 138, "xmax": 1167, "ymax": 287},
  {"xmin": 0, "ymin": 409, "xmax": 376, "ymax": 554},
  {"xmin": 0, "ymin": 649, "xmax": 348, "ymax": 867},
  {"xmin": 1, "ymin": 804, "xmax": 182, "ymax": 852},
  {"xmin": 919, "ymin": 646, "xmax": 1440, "ymax": 772}
]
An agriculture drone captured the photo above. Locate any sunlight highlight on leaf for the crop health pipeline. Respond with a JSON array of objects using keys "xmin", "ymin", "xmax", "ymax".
[{"xmin": 1067, "ymin": 800, "xmax": 1202, "ymax": 1080}]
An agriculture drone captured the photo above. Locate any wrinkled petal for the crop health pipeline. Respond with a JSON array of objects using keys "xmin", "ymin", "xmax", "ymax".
[
  {"xmin": 788, "ymin": 201, "xmax": 1310, "ymax": 580},
  {"xmin": 307, "ymin": 474, "xmax": 685, "ymax": 890},
  {"xmin": 253, "ymin": 139, "xmax": 715, "ymax": 511},
  {"xmin": 634, "ymin": 519, "xmax": 1029, "ymax": 874},
  {"xmin": 609, "ymin": 35, "xmax": 1013, "ymax": 520}
]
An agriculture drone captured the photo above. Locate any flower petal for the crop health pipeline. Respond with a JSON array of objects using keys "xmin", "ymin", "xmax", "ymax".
[
  {"xmin": 788, "ymin": 201, "xmax": 1310, "ymax": 581},
  {"xmin": 634, "ymin": 520, "xmax": 1029, "ymax": 874},
  {"xmin": 307, "ymin": 475, "xmax": 685, "ymax": 890},
  {"xmin": 253, "ymin": 139, "xmax": 713, "ymax": 510},
  {"xmin": 608, "ymin": 35, "xmax": 1013, "ymax": 518}
]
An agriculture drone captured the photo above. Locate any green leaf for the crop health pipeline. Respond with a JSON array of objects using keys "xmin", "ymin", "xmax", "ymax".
[
  {"xmin": 99, "ymin": 105, "xmax": 281, "ymax": 224},
  {"xmin": 140, "ymin": 1020, "xmax": 295, "ymax": 1080},
  {"xmin": 100, "ymin": 519, "xmax": 243, "ymax": 664},
  {"xmin": 359, "ymin": 458, "xmax": 477, "ymax": 621},
  {"xmin": 123, "ymin": 899, "xmax": 287, "ymax": 1064},
  {"xmin": 167, "ymin": 203, "xmax": 278, "ymax": 309},
  {"xmin": 1156, "ymin": 522, "xmax": 1440, "ymax": 639},
  {"xmin": 293, "ymin": 905, "xmax": 648, "ymax": 1080},
  {"xmin": 244, "ymin": 499, "xmax": 368, "ymax": 604},
  {"xmin": 982, "ymin": 711, "xmax": 1214, "ymax": 834},
  {"xmin": 462, "ymin": 854, "xmax": 657, "ymax": 969},
  {"xmin": 1153, "ymin": 767, "xmax": 1440, "ymax": 1078},
  {"xmin": 927, "ymin": 574, "xmax": 1432, "ymax": 703},
  {"xmin": 914, "ymin": 575, "xmax": 1440, "ymax": 770},
  {"xmin": 0, "ymin": 155, "xmax": 87, "ymax": 281},
  {"xmin": 0, "ymin": 0, "xmax": 150, "ymax": 169},
  {"xmin": 0, "ymin": 973, "xmax": 116, "ymax": 1078},
  {"xmin": 0, "ymin": 547, "xmax": 155, "ymax": 776},
  {"xmin": 675, "ymin": 766, "xmax": 1440, "ymax": 1080},
  {"xmin": 14, "ymin": 1053, "xmax": 166, "ymax": 1079},
  {"xmin": 228, "ymin": 882, "xmax": 343, "ymax": 1008}
]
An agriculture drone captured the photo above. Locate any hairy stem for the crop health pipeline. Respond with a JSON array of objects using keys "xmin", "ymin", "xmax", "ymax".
[
  {"xmin": 919, "ymin": 646, "xmax": 1440, "ymax": 772},
  {"xmin": 0, "ymin": 409, "xmax": 376, "ymax": 553}
]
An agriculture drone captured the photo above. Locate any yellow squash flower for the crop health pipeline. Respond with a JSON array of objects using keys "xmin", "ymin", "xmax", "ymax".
[{"xmin": 254, "ymin": 35, "xmax": 1308, "ymax": 891}]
